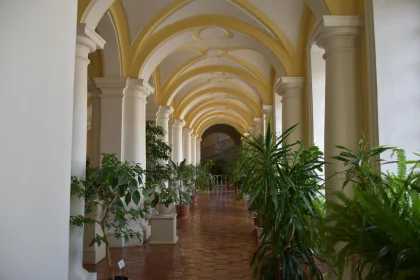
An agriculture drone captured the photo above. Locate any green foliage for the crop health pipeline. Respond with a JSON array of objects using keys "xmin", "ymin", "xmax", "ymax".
[
  {"xmin": 194, "ymin": 159, "xmax": 214, "ymax": 192},
  {"xmin": 326, "ymin": 139, "xmax": 420, "ymax": 280},
  {"xmin": 238, "ymin": 123, "xmax": 326, "ymax": 279},
  {"xmin": 70, "ymin": 154, "xmax": 146, "ymax": 279},
  {"xmin": 168, "ymin": 159, "xmax": 194, "ymax": 205},
  {"xmin": 145, "ymin": 120, "xmax": 172, "ymax": 191},
  {"xmin": 151, "ymin": 186, "xmax": 177, "ymax": 207}
]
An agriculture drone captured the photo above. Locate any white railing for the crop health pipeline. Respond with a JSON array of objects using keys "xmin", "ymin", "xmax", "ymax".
[{"xmin": 213, "ymin": 175, "xmax": 227, "ymax": 186}]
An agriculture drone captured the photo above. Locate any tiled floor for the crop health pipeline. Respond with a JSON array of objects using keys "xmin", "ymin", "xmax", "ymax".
[{"xmin": 84, "ymin": 187, "xmax": 258, "ymax": 280}]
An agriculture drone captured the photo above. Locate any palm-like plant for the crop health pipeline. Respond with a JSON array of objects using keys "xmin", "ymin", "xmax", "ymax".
[
  {"xmin": 169, "ymin": 159, "xmax": 193, "ymax": 205},
  {"xmin": 194, "ymin": 159, "xmax": 214, "ymax": 192},
  {"xmin": 239, "ymin": 123, "xmax": 326, "ymax": 279},
  {"xmin": 326, "ymin": 138, "xmax": 420, "ymax": 279}
]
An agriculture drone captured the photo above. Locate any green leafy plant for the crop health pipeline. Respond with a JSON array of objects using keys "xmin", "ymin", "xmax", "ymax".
[
  {"xmin": 194, "ymin": 159, "xmax": 214, "ymax": 192},
  {"xmin": 145, "ymin": 120, "xmax": 172, "ymax": 195},
  {"xmin": 325, "ymin": 138, "xmax": 420, "ymax": 279},
  {"xmin": 151, "ymin": 186, "xmax": 177, "ymax": 207},
  {"xmin": 70, "ymin": 154, "xmax": 145, "ymax": 280},
  {"xmin": 169, "ymin": 159, "xmax": 193, "ymax": 205},
  {"xmin": 238, "ymin": 123, "xmax": 326, "ymax": 279}
]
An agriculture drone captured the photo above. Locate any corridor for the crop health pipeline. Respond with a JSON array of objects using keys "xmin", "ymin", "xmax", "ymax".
[{"xmin": 84, "ymin": 187, "xmax": 258, "ymax": 280}]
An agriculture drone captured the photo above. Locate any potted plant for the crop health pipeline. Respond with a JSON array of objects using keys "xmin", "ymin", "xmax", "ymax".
[
  {"xmin": 169, "ymin": 159, "xmax": 193, "ymax": 217},
  {"xmin": 325, "ymin": 139, "xmax": 420, "ymax": 279},
  {"xmin": 193, "ymin": 159, "xmax": 214, "ymax": 196},
  {"xmin": 151, "ymin": 186, "xmax": 176, "ymax": 215},
  {"xmin": 70, "ymin": 154, "xmax": 146, "ymax": 280},
  {"xmin": 238, "ymin": 123, "xmax": 326, "ymax": 279}
]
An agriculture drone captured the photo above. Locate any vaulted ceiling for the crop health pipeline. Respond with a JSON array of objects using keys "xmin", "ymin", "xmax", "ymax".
[{"xmin": 81, "ymin": 0, "xmax": 337, "ymax": 135}]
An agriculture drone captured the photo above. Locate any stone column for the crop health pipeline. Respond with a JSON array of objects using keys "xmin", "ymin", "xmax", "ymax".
[
  {"xmin": 191, "ymin": 133, "xmax": 197, "ymax": 165},
  {"xmin": 69, "ymin": 24, "xmax": 104, "ymax": 280},
  {"xmin": 168, "ymin": 118, "xmax": 175, "ymax": 159},
  {"xmin": 172, "ymin": 120, "xmax": 185, "ymax": 163},
  {"xmin": 196, "ymin": 137, "xmax": 202, "ymax": 164},
  {"xmin": 253, "ymin": 118, "xmax": 263, "ymax": 136},
  {"xmin": 183, "ymin": 128, "xmax": 193, "ymax": 164},
  {"xmin": 277, "ymin": 77, "xmax": 305, "ymax": 145},
  {"xmin": 156, "ymin": 106, "xmax": 173, "ymax": 144},
  {"xmin": 315, "ymin": 16, "xmax": 363, "ymax": 199},
  {"xmin": 87, "ymin": 79, "xmax": 101, "ymax": 168},
  {"xmin": 315, "ymin": 16, "xmax": 363, "ymax": 280},
  {"xmin": 123, "ymin": 79, "xmax": 152, "ymax": 168},
  {"xmin": 262, "ymin": 105, "xmax": 273, "ymax": 133},
  {"xmin": 94, "ymin": 77, "xmax": 127, "ymax": 160}
]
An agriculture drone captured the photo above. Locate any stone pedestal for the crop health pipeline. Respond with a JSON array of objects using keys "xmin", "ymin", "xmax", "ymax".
[{"xmin": 149, "ymin": 214, "xmax": 178, "ymax": 244}]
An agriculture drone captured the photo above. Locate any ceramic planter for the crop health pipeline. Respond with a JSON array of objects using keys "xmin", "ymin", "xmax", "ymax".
[
  {"xmin": 156, "ymin": 203, "xmax": 174, "ymax": 215},
  {"xmin": 176, "ymin": 204, "xmax": 190, "ymax": 217}
]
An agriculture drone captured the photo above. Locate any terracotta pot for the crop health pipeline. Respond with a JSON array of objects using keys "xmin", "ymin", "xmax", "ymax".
[{"xmin": 176, "ymin": 204, "xmax": 190, "ymax": 217}]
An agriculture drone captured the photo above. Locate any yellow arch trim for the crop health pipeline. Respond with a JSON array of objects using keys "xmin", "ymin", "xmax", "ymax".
[
  {"xmin": 161, "ymin": 65, "xmax": 270, "ymax": 105},
  {"xmin": 231, "ymin": 0, "xmax": 295, "ymax": 55},
  {"xmin": 78, "ymin": 0, "xmax": 93, "ymax": 23},
  {"xmin": 194, "ymin": 112, "xmax": 248, "ymax": 132},
  {"xmin": 161, "ymin": 52, "xmax": 269, "ymax": 93},
  {"xmin": 175, "ymin": 87, "xmax": 261, "ymax": 119},
  {"xmin": 192, "ymin": 110, "xmax": 247, "ymax": 128},
  {"xmin": 323, "ymin": 0, "xmax": 360, "ymax": 15},
  {"xmin": 185, "ymin": 100, "xmax": 253, "ymax": 127},
  {"xmin": 130, "ymin": 15, "xmax": 296, "ymax": 78},
  {"xmin": 198, "ymin": 118, "xmax": 246, "ymax": 137},
  {"xmin": 188, "ymin": 104, "xmax": 252, "ymax": 129}
]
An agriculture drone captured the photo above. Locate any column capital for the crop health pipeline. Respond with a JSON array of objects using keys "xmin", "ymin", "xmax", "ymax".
[
  {"xmin": 313, "ymin": 16, "xmax": 363, "ymax": 57},
  {"xmin": 125, "ymin": 79, "xmax": 154, "ymax": 101},
  {"xmin": 88, "ymin": 78, "xmax": 101, "ymax": 97},
  {"xmin": 262, "ymin": 105, "xmax": 273, "ymax": 114},
  {"xmin": 254, "ymin": 117, "xmax": 262, "ymax": 123},
  {"xmin": 173, "ymin": 119, "xmax": 186, "ymax": 128},
  {"xmin": 183, "ymin": 128, "xmax": 193, "ymax": 135},
  {"xmin": 156, "ymin": 105, "xmax": 174, "ymax": 118},
  {"xmin": 191, "ymin": 133, "xmax": 198, "ymax": 138},
  {"xmin": 197, "ymin": 137, "xmax": 202, "ymax": 142},
  {"xmin": 275, "ymin": 77, "xmax": 305, "ymax": 97},
  {"xmin": 76, "ymin": 24, "xmax": 105, "ymax": 65},
  {"xmin": 94, "ymin": 77, "xmax": 127, "ymax": 99}
]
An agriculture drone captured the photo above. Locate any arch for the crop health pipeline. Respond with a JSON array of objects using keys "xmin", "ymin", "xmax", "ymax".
[
  {"xmin": 96, "ymin": 10, "xmax": 121, "ymax": 77},
  {"xmin": 198, "ymin": 118, "xmax": 246, "ymax": 137},
  {"xmin": 175, "ymin": 86, "xmax": 261, "ymax": 119},
  {"xmin": 162, "ymin": 52, "xmax": 270, "ymax": 90},
  {"xmin": 193, "ymin": 110, "xmax": 249, "ymax": 131},
  {"xmin": 130, "ymin": 15, "xmax": 296, "ymax": 80},
  {"xmin": 305, "ymin": 0, "xmax": 330, "ymax": 19},
  {"xmin": 185, "ymin": 100, "xmax": 254, "ymax": 126},
  {"xmin": 201, "ymin": 124, "xmax": 241, "ymax": 146},
  {"xmin": 162, "ymin": 65, "xmax": 270, "ymax": 105}
]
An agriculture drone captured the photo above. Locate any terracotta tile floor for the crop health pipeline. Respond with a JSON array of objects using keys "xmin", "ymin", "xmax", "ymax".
[{"xmin": 84, "ymin": 187, "xmax": 258, "ymax": 280}]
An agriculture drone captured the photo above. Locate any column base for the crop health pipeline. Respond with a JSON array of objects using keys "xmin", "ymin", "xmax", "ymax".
[
  {"xmin": 149, "ymin": 213, "xmax": 178, "ymax": 245},
  {"xmin": 83, "ymin": 245, "xmax": 106, "ymax": 264}
]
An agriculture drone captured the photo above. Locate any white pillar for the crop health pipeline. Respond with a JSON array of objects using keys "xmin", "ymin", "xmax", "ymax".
[
  {"xmin": 254, "ymin": 118, "xmax": 263, "ymax": 136},
  {"xmin": 277, "ymin": 77, "xmax": 305, "ymax": 144},
  {"xmin": 0, "ymin": 1, "xmax": 77, "ymax": 278},
  {"xmin": 84, "ymin": 80, "xmax": 105, "ymax": 265},
  {"xmin": 183, "ymin": 128, "xmax": 193, "ymax": 164},
  {"xmin": 168, "ymin": 118, "xmax": 175, "ymax": 159},
  {"xmin": 156, "ymin": 106, "xmax": 173, "ymax": 144},
  {"xmin": 262, "ymin": 105, "xmax": 273, "ymax": 133},
  {"xmin": 172, "ymin": 120, "xmax": 185, "ymax": 163},
  {"xmin": 94, "ymin": 77, "xmax": 127, "ymax": 160},
  {"xmin": 87, "ymin": 79, "xmax": 101, "ymax": 168},
  {"xmin": 315, "ymin": 16, "xmax": 363, "ymax": 280},
  {"xmin": 196, "ymin": 137, "xmax": 202, "ymax": 164},
  {"xmin": 315, "ymin": 16, "xmax": 362, "ymax": 199},
  {"xmin": 70, "ymin": 24, "xmax": 104, "ymax": 280},
  {"xmin": 123, "ymin": 79, "xmax": 152, "ymax": 167},
  {"xmin": 191, "ymin": 133, "xmax": 197, "ymax": 165}
]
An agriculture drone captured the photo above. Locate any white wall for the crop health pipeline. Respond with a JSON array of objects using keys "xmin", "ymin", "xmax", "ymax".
[
  {"xmin": 311, "ymin": 46, "xmax": 326, "ymax": 154},
  {"xmin": 0, "ymin": 1, "xmax": 77, "ymax": 279},
  {"xmin": 373, "ymin": 0, "xmax": 420, "ymax": 173}
]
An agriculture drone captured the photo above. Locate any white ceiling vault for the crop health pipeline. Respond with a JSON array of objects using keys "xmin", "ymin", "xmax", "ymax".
[{"xmin": 94, "ymin": 0, "xmax": 307, "ymax": 134}]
